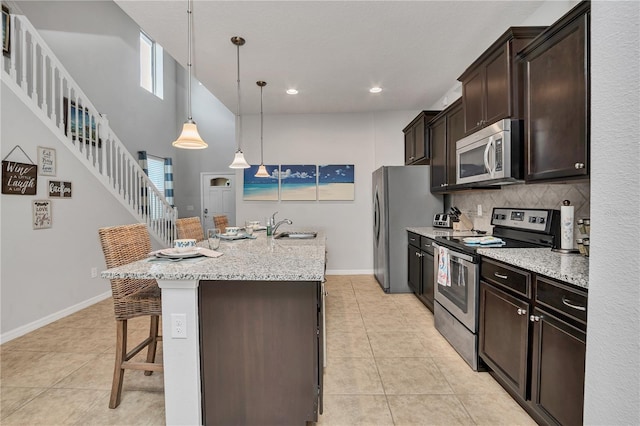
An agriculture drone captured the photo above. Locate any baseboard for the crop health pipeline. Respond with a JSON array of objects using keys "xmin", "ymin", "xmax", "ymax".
[
  {"xmin": 0, "ymin": 291, "xmax": 111, "ymax": 344},
  {"xmin": 325, "ymin": 269, "xmax": 374, "ymax": 276}
]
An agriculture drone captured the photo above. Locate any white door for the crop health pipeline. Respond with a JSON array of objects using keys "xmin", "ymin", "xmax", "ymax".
[{"xmin": 201, "ymin": 173, "xmax": 235, "ymax": 230}]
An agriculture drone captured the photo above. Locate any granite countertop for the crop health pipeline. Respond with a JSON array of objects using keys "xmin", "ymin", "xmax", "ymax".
[
  {"xmin": 101, "ymin": 229, "xmax": 326, "ymax": 282},
  {"xmin": 407, "ymin": 226, "xmax": 589, "ymax": 290}
]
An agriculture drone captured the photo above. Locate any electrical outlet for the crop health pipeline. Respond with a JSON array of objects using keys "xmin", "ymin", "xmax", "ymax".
[
  {"xmin": 171, "ymin": 313, "xmax": 187, "ymax": 339},
  {"xmin": 91, "ymin": 267, "xmax": 98, "ymax": 278},
  {"xmin": 477, "ymin": 204, "xmax": 483, "ymax": 217},
  {"xmin": 186, "ymin": 205, "xmax": 194, "ymax": 211}
]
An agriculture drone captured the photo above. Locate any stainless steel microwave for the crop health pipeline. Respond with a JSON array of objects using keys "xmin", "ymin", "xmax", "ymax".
[{"xmin": 455, "ymin": 119, "xmax": 523, "ymax": 186}]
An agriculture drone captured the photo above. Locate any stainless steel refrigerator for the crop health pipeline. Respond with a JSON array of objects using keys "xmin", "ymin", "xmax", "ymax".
[{"xmin": 372, "ymin": 165, "xmax": 443, "ymax": 293}]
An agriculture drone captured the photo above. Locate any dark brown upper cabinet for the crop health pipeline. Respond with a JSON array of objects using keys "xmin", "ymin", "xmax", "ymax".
[
  {"xmin": 458, "ymin": 27, "xmax": 546, "ymax": 136},
  {"xmin": 519, "ymin": 1, "xmax": 590, "ymax": 182},
  {"xmin": 403, "ymin": 110, "xmax": 440, "ymax": 165},
  {"xmin": 430, "ymin": 98, "xmax": 463, "ymax": 192}
]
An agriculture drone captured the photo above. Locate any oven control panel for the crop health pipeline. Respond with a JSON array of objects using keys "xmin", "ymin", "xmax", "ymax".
[{"xmin": 491, "ymin": 208, "xmax": 552, "ymax": 232}]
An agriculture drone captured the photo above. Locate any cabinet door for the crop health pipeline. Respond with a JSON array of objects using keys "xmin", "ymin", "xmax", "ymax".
[
  {"xmin": 524, "ymin": 13, "xmax": 589, "ymax": 181},
  {"xmin": 484, "ymin": 44, "xmax": 510, "ymax": 126},
  {"xmin": 413, "ymin": 115, "xmax": 427, "ymax": 162},
  {"xmin": 404, "ymin": 127, "xmax": 415, "ymax": 165},
  {"xmin": 446, "ymin": 101, "xmax": 464, "ymax": 186},
  {"xmin": 421, "ymin": 250, "xmax": 434, "ymax": 312},
  {"xmin": 429, "ymin": 116, "xmax": 447, "ymax": 191},
  {"xmin": 479, "ymin": 282, "xmax": 529, "ymax": 398},
  {"xmin": 407, "ymin": 245, "xmax": 422, "ymax": 294},
  {"xmin": 462, "ymin": 68, "xmax": 484, "ymax": 134},
  {"xmin": 531, "ymin": 308, "xmax": 586, "ymax": 426}
]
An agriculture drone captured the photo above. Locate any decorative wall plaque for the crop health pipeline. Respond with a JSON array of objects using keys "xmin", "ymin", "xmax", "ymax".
[
  {"xmin": 38, "ymin": 146, "xmax": 56, "ymax": 176},
  {"xmin": 2, "ymin": 160, "xmax": 37, "ymax": 195},
  {"xmin": 32, "ymin": 200, "xmax": 52, "ymax": 229},
  {"xmin": 48, "ymin": 180, "xmax": 72, "ymax": 198}
]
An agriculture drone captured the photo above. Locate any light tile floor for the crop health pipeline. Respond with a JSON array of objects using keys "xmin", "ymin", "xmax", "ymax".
[{"xmin": 0, "ymin": 275, "xmax": 536, "ymax": 425}]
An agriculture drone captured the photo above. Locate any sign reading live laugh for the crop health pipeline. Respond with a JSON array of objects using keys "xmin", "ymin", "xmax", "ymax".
[{"xmin": 2, "ymin": 160, "xmax": 37, "ymax": 195}]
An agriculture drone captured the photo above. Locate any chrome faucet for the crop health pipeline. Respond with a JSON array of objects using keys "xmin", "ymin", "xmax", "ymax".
[{"xmin": 270, "ymin": 211, "xmax": 292, "ymax": 235}]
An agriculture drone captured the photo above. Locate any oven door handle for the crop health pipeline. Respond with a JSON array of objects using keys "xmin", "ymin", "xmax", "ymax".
[{"xmin": 431, "ymin": 242, "xmax": 475, "ymax": 263}]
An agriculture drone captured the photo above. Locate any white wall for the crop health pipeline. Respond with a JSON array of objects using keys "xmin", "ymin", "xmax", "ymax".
[
  {"xmin": 0, "ymin": 85, "xmax": 139, "ymax": 341},
  {"xmin": 584, "ymin": 1, "xmax": 640, "ymax": 423},
  {"xmin": 235, "ymin": 111, "xmax": 416, "ymax": 273}
]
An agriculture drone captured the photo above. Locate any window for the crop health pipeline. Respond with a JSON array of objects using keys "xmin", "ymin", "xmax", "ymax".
[
  {"xmin": 147, "ymin": 155, "xmax": 166, "ymax": 219},
  {"xmin": 140, "ymin": 31, "xmax": 164, "ymax": 98}
]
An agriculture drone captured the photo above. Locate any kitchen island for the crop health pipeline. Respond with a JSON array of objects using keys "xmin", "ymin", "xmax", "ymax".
[{"xmin": 102, "ymin": 230, "xmax": 326, "ymax": 426}]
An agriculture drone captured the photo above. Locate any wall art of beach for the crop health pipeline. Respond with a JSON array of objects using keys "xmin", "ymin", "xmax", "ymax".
[
  {"xmin": 243, "ymin": 165, "xmax": 279, "ymax": 201},
  {"xmin": 318, "ymin": 164, "xmax": 355, "ymax": 201},
  {"xmin": 280, "ymin": 165, "xmax": 317, "ymax": 201}
]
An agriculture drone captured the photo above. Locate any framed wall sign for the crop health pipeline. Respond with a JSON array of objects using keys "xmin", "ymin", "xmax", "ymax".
[
  {"xmin": 63, "ymin": 98, "xmax": 102, "ymax": 146},
  {"xmin": 2, "ymin": 160, "xmax": 37, "ymax": 195},
  {"xmin": 38, "ymin": 146, "xmax": 56, "ymax": 176},
  {"xmin": 48, "ymin": 180, "xmax": 72, "ymax": 198},
  {"xmin": 33, "ymin": 200, "xmax": 52, "ymax": 229}
]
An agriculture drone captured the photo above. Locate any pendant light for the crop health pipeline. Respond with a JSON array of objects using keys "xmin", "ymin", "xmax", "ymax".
[
  {"xmin": 173, "ymin": 0, "xmax": 207, "ymax": 149},
  {"xmin": 228, "ymin": 36, "xmax": 250, "ymax": 168},
  {"xmin": 254, "ymin": 81, "xmax": 270, "ymax": 177}
]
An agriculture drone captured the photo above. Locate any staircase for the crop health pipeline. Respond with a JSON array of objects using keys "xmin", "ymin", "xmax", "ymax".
[{"xmin": 1, "ymin": 13, "xmax": 177, "ymax": 246}]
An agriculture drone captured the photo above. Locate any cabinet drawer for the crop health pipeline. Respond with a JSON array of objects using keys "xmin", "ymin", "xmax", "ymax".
[
  {"xmin": 481, "ymin": 258, "xmax": 532, "ymax": 298},
  {"xmin": 420, "ymin": 236, "xmax": 435, "ymax": 254},
  {"xmin": 408, "ymin": 232, "xmax": 421, "ymax": 248},
  {"xmin": 535, "ymin": 276, "xmax": 587, "ymax": 325}
]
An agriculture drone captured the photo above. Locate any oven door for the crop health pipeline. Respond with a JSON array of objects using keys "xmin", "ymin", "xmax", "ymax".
[{"xmin": 433, "ymin": 243, "xmax": 479, "ymax": 332}]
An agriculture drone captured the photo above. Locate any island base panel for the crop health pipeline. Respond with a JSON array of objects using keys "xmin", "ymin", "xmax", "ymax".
[{"xmin": 199, "ymin": 280, "xmax": 320, "ymax": 425}]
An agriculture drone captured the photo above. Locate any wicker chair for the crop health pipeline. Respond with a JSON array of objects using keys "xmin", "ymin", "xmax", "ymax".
[
  {"xmin": 98, "ymin": 223, "xmax": 163, "ymax": 409},
  {"xmin": 213, "ymin": 215, "xmax": 229, "ymax": 232},
  {"xmin": 175, "ymin": 216, "xmax": 205, "ymax": 241}
]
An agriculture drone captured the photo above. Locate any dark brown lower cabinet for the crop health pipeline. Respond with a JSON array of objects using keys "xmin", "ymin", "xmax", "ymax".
[
  {"xmin": 199, "ymin": 280, "xmax": 322, "ymax": 425},
  {"xmin": 531, "ymin": 307, "xmax": 586, "ymax": 426},
  {"xmin": 479, "ymin": 282, "xmax": 529, "ymax": 399},
  {"xmin": 479, "ymin": 257, "xmax": 587, "ymax": 426}
]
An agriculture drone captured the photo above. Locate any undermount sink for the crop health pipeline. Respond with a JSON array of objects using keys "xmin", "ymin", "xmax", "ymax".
[{"xmin": 274, "ymin": 231, "xmax": 317, "ymax": 239}]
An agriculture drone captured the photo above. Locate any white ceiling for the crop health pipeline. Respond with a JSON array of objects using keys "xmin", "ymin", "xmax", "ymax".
[{"xmin": 115, "ymin": 1, "xmax": 546, "ymax": 115}]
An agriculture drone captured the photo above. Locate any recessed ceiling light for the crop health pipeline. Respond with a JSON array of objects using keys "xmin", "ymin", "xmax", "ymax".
[
  {"xmin": 369, "ymin": 87, "xmax": 382, "ymax": 93},
  {"xmin": 286, "ymin": 89, "xmax": 298, "ymax": 95}
]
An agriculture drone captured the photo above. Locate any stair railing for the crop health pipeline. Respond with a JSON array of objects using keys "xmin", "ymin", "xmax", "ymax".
[{"xmin": 2, "ymin": 13, "xmax": 177, "ymax": 246}]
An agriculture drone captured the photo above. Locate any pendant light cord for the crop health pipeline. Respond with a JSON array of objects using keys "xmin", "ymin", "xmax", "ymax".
[
  {"xmin": 236, "ymin": 42, "xmax": 242, "ymax": 151},
  {"xmin": 187, "ymin": 0, "xmax": 193, "ymax": 121},
  {"xmin": 260, "ymin": 84, "xmax": 264, "ymax": 164}
]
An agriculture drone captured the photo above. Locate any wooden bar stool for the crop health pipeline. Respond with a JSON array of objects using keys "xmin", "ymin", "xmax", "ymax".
[
  {"xmin": 175, "ymin": 216, "xmax": 205, "ymax": 241},
  {"xmin": 98, "ymin": 223, "xmax": 163, "ymax": 408}
]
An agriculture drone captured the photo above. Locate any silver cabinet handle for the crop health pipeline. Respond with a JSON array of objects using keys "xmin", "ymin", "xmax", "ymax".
[
  {"xmin": 409, "ymin": 156, "xmax": 415, "ymax": 160},
  {"xmin": 530, "ymin": 315, "xmax": 543, "ymax": 322},
  {"xmin": 517, "ymin": 308, "xmax": 526, "ymax": 316},
  {"xmin": 562, "ymin": 296, "xmax": 586, "ymax": 311},
  {"xmin": 415, "ymin": 252, "xmax": 422, "ymax": 258},
  {"xmin": 575, "ymin": 162, "xmax": 585, "ymax": 169},
  {"xmin": 409, "ymin": 238, "xmax": 417, "ymax": 242},
  {"xmin": 494, "ymin": 272, "xmax": 508, "ymax": 280}
]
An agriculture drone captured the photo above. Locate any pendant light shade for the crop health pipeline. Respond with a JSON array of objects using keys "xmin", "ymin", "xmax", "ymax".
[
  {"xmin": 228, "ymin": 36, "xmax": 250, "ymax": 168},
  {"xmin": 173, "ymin": 0, "xmax": 207, "ymax": 149},
  {"xmin": 255, "ymin": 81, "xmax": 269, "ymax": 177}
]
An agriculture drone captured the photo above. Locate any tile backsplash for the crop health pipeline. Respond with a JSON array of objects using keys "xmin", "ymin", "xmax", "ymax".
[{"xmin": 451, "ymin": 181, "xmax": 590, "ymax": 242}]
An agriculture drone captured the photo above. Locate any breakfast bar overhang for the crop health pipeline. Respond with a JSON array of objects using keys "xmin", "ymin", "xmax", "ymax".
[{"xmin": 102, "ymin": 232, "xmax": 326, "ymax": 425}]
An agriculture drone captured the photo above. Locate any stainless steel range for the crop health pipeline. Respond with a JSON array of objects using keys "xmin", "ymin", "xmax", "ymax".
[{"xmin": 432, "ymin": 207, "xmax": 560, "ymax": 370}]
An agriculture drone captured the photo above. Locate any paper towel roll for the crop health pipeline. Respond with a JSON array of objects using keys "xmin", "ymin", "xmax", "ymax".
[{"xmin": 560, "ymin": 205, "xmax": 575, "ymax": 249}]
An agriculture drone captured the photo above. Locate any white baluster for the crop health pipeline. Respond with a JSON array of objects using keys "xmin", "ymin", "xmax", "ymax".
[
  {"xmin": 20, "ymin": 25, "xmax": 27, "ymax": 89},
  {"xmin": 31, "ymin": 36, "xmax": 37, "ymax": 101},
  {"xmin": 9, "ymin": 15, "xmax": 17, "ymax": 79},
  {"xmin": 42, "ymin": 54, "xmax": 49, "ymax": 116}
]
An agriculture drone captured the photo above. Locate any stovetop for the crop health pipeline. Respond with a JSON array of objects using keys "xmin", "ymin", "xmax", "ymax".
[{"xmin": 433, "ymin": 207, "xmax": 561, "ymax": 256}]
